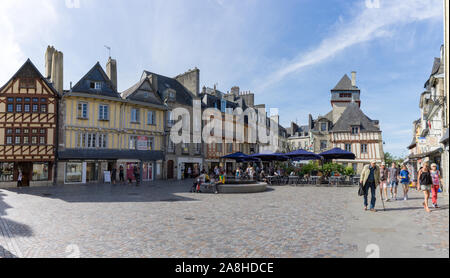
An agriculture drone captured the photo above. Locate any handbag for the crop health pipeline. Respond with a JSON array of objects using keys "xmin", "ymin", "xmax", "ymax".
[{"xmin": 358, "ymin": 183, "xmax": 365, "ymax": 196}]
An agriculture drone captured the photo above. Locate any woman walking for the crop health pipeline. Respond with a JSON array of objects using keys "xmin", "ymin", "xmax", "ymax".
[
  {"xmin": 399, "ymin": 165, "xmax": 410, "ymax": 200},
  {"xmin": 430, "ymin": 163, "xmax": 442, "ymax": 208},
  {"xmin": 418, "ymin": 162, "xmax": 433, "ymax": 213},
  {"xmin": 379, "ymin": 162, "xmax": 389, "ymax": 201}
]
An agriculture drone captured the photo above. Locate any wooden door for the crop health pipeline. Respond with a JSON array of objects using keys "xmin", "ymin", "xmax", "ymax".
[{"xmin": 167, "ymin": 160, "xmax": 174, "ymax": 179}]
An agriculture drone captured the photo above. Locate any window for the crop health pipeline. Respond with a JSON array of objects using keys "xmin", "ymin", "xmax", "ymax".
[
  {"xmin": 320, "ymin": 140, "xmax": 327, "ymax": 150},
  {"xmin": 147, "ymin": 111, "xmax": 155, "ymax": 125},
  {"xmin": 24, "ymin": 98, "xmax": 30, "ymax": 102},
  {"xmin": 24, "ymin": 104, "xmax": 30, "ymax": 112},
  {"xmin": 23, "ymin": 137, "xmax": 29, "ymax": 144},
  {"xmin": 41, "ymin": 98, "xmax": 47, "ymax": 103},
  {"xmin": 32, "ymin": 98, "xmax": 39, "ymax": 103},
  {"xmin": 16, "ymin": 98, "xmax": 22, "ymax": 102},
  {"xmin": 195, "ymin": 143, "xmax": 201, "ymax": 154},
  {"xmin": 351, "ymin": 126, "xmax": 359, "ymax": 135},
  {"xmin": 339, "ymin": 93, "xmax": 352, "ymax": 98},
  {"xmin": 16, "ymin": 104, "xmax": 22, "ymax": 112},
  {"xmin": 75, "ymin": 133, "xmax": 107, "ymax": 148},
  {"xmin": 182, "ymin": 143, "xmax": 189, "ymax": 153},
  {"xmin": 77, "ymin": 102, "xmax": 89, "ymax": 119},
  {"xmin": 15, "ymin": 129, "xmax": 21, "ymax": 134},
  {"xmin": 6, "ymin": 129, "xmax": 13, "ymax": 134},
  {"xmin": 345, "ymin": 144, "xmax": 352, "ymax": 152},
  {"xmin": 40, "ymin": 129, "xmax": 46, "ymax": 134},
  {"xmin": 7, "ymin": 104, "xmax": 14, "ymax": 113},
  {"xmin": 361, "ymin": 144, "xmax": 368, "ymax": 153},
  {"xmin": 65, "ymin": 162, "xmax": 82, "ymax": 183},
  {"xmin": 40, "ymin": 136, "xmax": 45, "ymax": 145},
  {"xmin": 0, "ymin": 162, "xmax": 14, "ymax": 182},
  {"xmin": 147, "ymin": 137, "xmax": 154, "ymax": 150},
  {"xmin": 15, "ymin": 136, "xmax": 21, "ymax": 144},
  {"xmin": 32, "ymin": 104, "xmax": 39, "ymax": 113},
  {"xmin": 99, "ymin": 134, "xmax": 108, "ymax": 148},
  {"xmin": 31, "ymin": 136, "xmax": 37, "ymax": 144},
  {"xmin": 129, "ymin": 136, "xmax": 138, "ymax": 150},
  {"xmin": 167, "ymin": 111, "xmax": 174, "ymax": 127},
  {"xmin": 32, "ymin": 163, "xmax": 48, "ymax": 181},
  {"xmin": 32, "ymin": 129, "xmax": 38, "ymax": 134},
  {"xmin": 131, "ymin": 108, "xmax": 140, "ymax": 123},
  {"xmin": 168, "ymin": 139, "xmax": 175, "ymax": 153},
  {"xmin": 6, "ymin": 136, "xmax": 12, "ymax": 145},
  {"xmin": 90, "ymin": 81, "xmax": 102, "ymax": 90},
  {"xmin": 227, "ymin": 143, "xmax": 233, "ymax": 153},
  {"xmin": 99, "ymin": 104, "xmax": 109, "ymax": 120},
  {"xmin": 23, "ymin": 129, "xmax": 29, "ymax": 134},
  {"xmin": 321, "ymin": 122, "xmax": 327, "ymax": 131},
  {"xmin": 217, "ymin": 143, "xmax": 223, "ymax": 152},
  {"xmin": 40, "ymin": 104, "xmax": 47, "ymax": 113}
]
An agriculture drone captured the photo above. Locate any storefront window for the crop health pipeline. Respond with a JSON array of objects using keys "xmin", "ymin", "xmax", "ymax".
[
  {"xmin": 66, "ymin": 162, "xmax": 82, "ymax": 183},
  {"xmin": 32, "ymin": 163, "xmax": 49, "ymax": 181},
  {"xmin": 142, "ymin": 162, "xmax": 153, "ymax": 181},
  {"xmin": 0, "ymin": 162, "xmax": 14, "ymax": 182}
]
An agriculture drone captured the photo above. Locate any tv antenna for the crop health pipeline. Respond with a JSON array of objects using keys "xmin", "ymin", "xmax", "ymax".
[{"xmin": 104, "ymin": 45, "xmax": 111, "ymax": 58}]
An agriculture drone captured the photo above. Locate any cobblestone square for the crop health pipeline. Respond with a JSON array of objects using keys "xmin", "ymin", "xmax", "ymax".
[{"xmin": 0, "ymin": 181, "xmax": 448, "ymax": 258}]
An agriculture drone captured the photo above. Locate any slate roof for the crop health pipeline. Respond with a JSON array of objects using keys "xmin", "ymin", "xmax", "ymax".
[
  {"xmin": 70, "ymin": 62, "xmax": 121, "ymax": 98},
  {"xmin": 331, "ymin": 103, "xmax": 380, "ymax": 132},
  {"xmin": 142, "ymin": 71, "xmax": 194, "ymax": 106},
  {"xmin": 200, "ymin": 91, "xmax": 238, "ymax": 111},
  {"xmin": 121, "ymin": 77, "xmax": 164, "ymax": 106},
  {"xmin": 0, "ymin": 59, "xmax": 59, "ymax": 97},
  {"xmin": 331, "ymin": 74, "xmax": 359, "ymax": 91}
]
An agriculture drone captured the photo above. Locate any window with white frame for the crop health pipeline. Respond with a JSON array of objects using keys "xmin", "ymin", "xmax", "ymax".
[
  {"xmin": 147, "ymin": 137, "xmax": 154, "ymax": 150},
  {"xmin": 129, "ymin": 136, "xmax": 138, "ymax": 150},
  {"xmin": 76, "ymin": 133, "xmax": 107, "ymax": 148},
  {"xmin": 77, "ymin": 102, "xmax": 88, "ymax": 119},
  {"xmin": 131, "ymin": 108, "xmax": 140, "ymax": 123},
  {"xmin": 168, "ymin": 138, "xmax": 175, "ymax": 153},
  {"xmin": 345, "ymin": 144, "xmax": 352, "ymax": 152},
  {"xmin": 361, "ymin": 144, "xmax": 368, "ymax": 153},
  {"xmin": 99, "ymin": 104, "xmax": 109, "ymax": 120},
  {"xmin": 351, "ymin": 126, "xmax": 359, "ymax": 135},
  {"xmin": 147, "ymin": 110, "xmax": 155, "ymax": 125}
]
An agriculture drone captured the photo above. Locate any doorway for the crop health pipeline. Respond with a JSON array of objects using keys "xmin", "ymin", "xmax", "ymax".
[
  {"xmin": 167, "ymin": 160, "xmax": 174, "ymax": 179},
  {"xmin": 17, "ymin": 162, "xmax": 32, "ymax": 187}
]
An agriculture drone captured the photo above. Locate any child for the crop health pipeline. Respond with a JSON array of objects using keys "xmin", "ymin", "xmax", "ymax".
[
  {"xmin": 430, "ymin": 163, "xmax": 441, "ymax": 208},
  {"xmin": 399, "ymin": 165, "xmax": 410, "ymax": 200}
]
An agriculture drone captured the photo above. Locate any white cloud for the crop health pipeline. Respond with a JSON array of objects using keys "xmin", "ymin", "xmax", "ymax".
[
  {"xmin": 0, "ymin": 0, "xmax": 59, "ymax": 85},
  {"xmin": 257, "ymin": 0, "xmax": 443, "ymax": 91}
]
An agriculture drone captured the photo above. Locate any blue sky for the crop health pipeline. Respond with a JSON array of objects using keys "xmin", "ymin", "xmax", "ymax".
[{"xmin": 0, "ymin": 0, "xmax": 444, "ymax": 157}]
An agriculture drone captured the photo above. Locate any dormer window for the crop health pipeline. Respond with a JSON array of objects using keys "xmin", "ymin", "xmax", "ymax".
[
  {"xmin": 321, "ymin": 122, "xmax": 327, "ymax": 131},
  {"xmin": 351, "ymin": 126, "xmax": 359, "ymax": 135},
  {"xmin": 90, "ymin": 81, "xmax": 102, "ymax": 90}
]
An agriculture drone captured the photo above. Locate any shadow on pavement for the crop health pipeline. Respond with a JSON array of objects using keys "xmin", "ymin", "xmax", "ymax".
[
  {"xmin": 2, "ymin": 180, "xmax": 201, "ymax": 203},
  {"xmin": 383, "ymin": 206, "xmax": 425, "ymax": 211},
  {"xmin": 0, "ymin": 191, "xmax": 34, "ymax": 258}
]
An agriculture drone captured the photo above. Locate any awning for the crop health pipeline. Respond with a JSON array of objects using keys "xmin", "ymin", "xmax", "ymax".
[
  {"xmin": 319, "ymin": 147, "xmax": 356, "ymax": 160},
  {"xmin": 58, "ymin": 149, "xmax": 164, "ymax": 161},
  {"xmin": 408, "ymin": 147, "xmax": 443, "ymax": 159}
]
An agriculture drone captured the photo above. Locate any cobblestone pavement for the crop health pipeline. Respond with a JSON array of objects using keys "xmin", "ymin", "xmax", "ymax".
[{"xmin": 0, "ymin": 181, "xmax": 448, "ymax": 258}]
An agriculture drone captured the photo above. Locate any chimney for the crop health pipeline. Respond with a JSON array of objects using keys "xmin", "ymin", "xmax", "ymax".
[
  {"xmin": 351, "ymin": 71, "xmax": 356, "ymax": 87},
  {"xmin": 45, "ymin": 46, "xmax": 55, "ymax": 79},
  {"xmin": 50, "ymin": 49, "xmax": 63, "ymax": 93},
  {"xmin": 175, "ymin": 68, "xmax": 200, "ymax": 96},
  {"xmin": 106, "ymin": 57, "xmax": 118, "ymax": 91}
]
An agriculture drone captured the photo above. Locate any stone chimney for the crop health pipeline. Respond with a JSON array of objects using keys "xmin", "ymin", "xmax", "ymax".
[
  {"xmin": 48, "ymin": 47, "xmax": 63, "ymax": 93},
  {"xmin": 351, "ymin": 71, "xmax": 356, "ymax": 87},
  {"xmin": 175, "ymin": 67, "xmax": 200, "ymax": 96},
  {"xmin": 230, "ymin": 86, "xmax": 240, "ymax": 96},
  {"xmin": 45, "ymin": 46, "xmax": 56, "ymax": 79},
  {"xmin": 106, "ymin": 57, "xmax": 118, "ymax": 91}
]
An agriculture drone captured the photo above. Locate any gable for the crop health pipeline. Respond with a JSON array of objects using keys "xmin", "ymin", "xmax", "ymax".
[
  {"xmin": 122, "ymin": 78, "xmax": 164, "ymax": 106},
  {"xmin": 331, "ymin": 103, "xmax": 379, "ymax": 133},
  {"xmin": 71, "ymin": 63, "xmax": 120, "ymax": 98}
]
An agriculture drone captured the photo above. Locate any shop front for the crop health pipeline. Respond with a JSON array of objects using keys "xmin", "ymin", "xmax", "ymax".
[
  {"xmin": 177, "ymin": 157, "xmax": 203, "ymax": 180},
  {"xmin": 0, "ymin": 161, "xmax": 54, "ymax": 188}
]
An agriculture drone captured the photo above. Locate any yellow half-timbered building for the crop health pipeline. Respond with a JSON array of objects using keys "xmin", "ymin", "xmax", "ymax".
[{"xmin": 57, "ymin": 61, "xmax": 166, "ymax": 184}]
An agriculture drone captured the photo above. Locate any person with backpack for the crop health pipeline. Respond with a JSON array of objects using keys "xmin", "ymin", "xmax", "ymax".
[
  {"xmin": 418, "ymin": 162, "xmax": 433, "ymax": 213},
  {"xmin": 399, "ymin": 164, "xmax": 410, "ymax": 200},
  {"xmin": 430, "ymin": 163, "xmax": 442, "ymax": 208},
  {"xmin": 359, "ymin": 161, "xmax": 380, "ymax": 212}
]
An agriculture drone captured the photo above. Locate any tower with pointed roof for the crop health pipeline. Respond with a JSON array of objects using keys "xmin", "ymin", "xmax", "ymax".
[{"xmin": 330, "ymin": 71, "xmax": 361, "ymax": 108}]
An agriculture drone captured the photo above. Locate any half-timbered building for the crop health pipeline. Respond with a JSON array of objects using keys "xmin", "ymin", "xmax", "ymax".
[
  {"xmin": 0, "ymin": 59, "xmax": 60, "ymax": 187},
  {"xmin": 310, "ymin": 72, "xmax": 384, "ymax": 173}
]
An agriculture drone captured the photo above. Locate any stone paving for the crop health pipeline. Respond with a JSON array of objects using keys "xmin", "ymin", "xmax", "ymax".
[{"xmin": 0, "ymin": 180, "xmax": 448, "ymax": 258}]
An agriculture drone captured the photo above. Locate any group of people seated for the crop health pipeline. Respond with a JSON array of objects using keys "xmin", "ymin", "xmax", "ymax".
[{"xmin": 191, "ymin": 169, "xmax": 226, "ymax": 194}]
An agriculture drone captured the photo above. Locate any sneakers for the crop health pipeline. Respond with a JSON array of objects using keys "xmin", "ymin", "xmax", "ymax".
[
  {"xmin": 404, "ymin": 196, "xmax": 408, "ymax": 201},
  {"xmin": 431, "ymin": 203, "xmax": 436, "ymax": 208}
]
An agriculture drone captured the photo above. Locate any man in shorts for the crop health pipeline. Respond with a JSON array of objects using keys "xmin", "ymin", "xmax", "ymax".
[{"xmin": 387, "ymin": 162, "xmax": 399, "ymax": 201}]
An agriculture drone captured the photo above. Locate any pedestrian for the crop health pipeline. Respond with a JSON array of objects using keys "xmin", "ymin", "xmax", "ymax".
[
  {"xmin": 111, "ymin": 166, "xmax": 117, "ymax": 184},
  {"xmin": 17, "ymin": 169, "xmax": 23, "ymax": 187},
  {"xmin": 359, "ymin": 160, "xmax": 380, "ymax": 212},
  {"xmin": 187, "ymin": 167, "xmax": 192, "ymax": 178},
  {"xmin": 119, "ymin": 165, "xmax": 125, "ymax": 184},
  {"xmin": 387, "ymin": 162, "xmax": 399, "ymax": 201},
  {"xmin": 133, "ymin": 165, "xmax": 140, "ymax": 186},
  {"xmin": 379, "ymin": 162, "xmax": 389, "ymax": 201},
  {"xmin": 418, "ymin": 162, "xmax": 433, "ymax": 213},
  {"xmin": 430, "ymin": 163, "xmax": 442, "ymax": 208},
  {"xmin": 399, "ymin": 164, "xmax": 410, "ymax": 200},
  {"xmin": 407, "ymin": 163, "xmax": 418, "ymax": 191}
]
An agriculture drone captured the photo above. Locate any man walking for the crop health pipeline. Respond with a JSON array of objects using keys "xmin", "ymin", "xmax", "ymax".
[
  {"xmin": 387, "ymin": 163, "xmax": 399, "ymax": 201},
  {"xmin": 360, "ymin": 160, "xmax": 380, "ymax": 212},
  {"xmin": 379, "ymin": 162, "xmax": 389, "ymax": 201}
]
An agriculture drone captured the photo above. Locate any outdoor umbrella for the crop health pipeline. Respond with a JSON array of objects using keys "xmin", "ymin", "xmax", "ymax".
[
  {"xmin": 250, "ymin": 153, "xmax": 290, "ymax": 161},
  {"xmin": 285, "ymin": 149, "xmax": 323, "ymax": 161},
  {"xmin": 319, "ymin": 148, "xmax": 356, "ymax": 160},
  {"xmin": 221, "ymin": 152, "xmax": 259, "ymax": 162}
]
